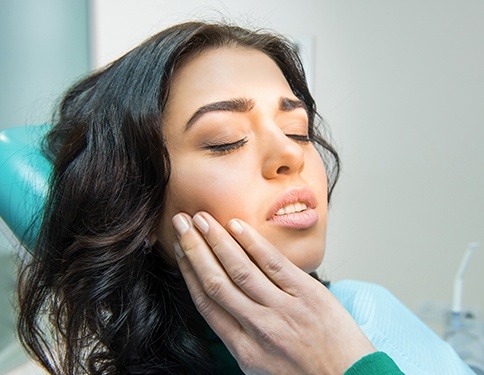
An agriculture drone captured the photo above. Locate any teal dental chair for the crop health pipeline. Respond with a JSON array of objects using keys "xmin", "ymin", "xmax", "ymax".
[{"xmin": 0, "ymin": 125, "xmax": 51, "ymax": 251}]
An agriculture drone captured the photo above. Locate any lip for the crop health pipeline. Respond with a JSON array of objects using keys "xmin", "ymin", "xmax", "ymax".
[{"xmin": 267, "ymin": 187, "xmax": 319, "ymax": 229}]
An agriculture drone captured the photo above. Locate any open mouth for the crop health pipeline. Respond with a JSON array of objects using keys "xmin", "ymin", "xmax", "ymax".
[
  {"xmin": 275, "ymin": 202, "xmax": 308, "ymax": 216},
  {"xmin": 267, "ymin": 188, "xmax": 319, "ymax": 229}
]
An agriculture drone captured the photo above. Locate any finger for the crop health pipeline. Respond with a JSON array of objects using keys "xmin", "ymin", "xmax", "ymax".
[
  {"xmin": 226, "ymin": 218, "xmax": 313, "ymax": 296},
  {"xmin": 175, "ymin": 243, "xmax": 245, "ymax": 348},
  {"xmin": 172, "ymin": 213, "xmax": 261, "ymax": 317},
  {"xmin": 192, "ymin": 212, "xmax": 285, "ymax": 306}
]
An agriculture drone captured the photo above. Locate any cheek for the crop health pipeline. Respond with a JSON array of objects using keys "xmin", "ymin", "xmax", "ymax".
[
  {"xmin": 304, "ymin": 148, "xmax": 328, "ymax": 199},
  {"xmin": 170, "ymin": 171, "xmax": 243, "ymax": 217},
  {"xmin": 159, "ymin": 157, "xmax": 254, "ymax": 242}
]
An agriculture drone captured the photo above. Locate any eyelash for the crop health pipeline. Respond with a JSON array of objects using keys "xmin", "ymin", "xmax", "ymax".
[
  {"xmin": 286, "ymin": 134, "xmax": 311, "ymax": 143},
  {"xmin": 204, "ymin": 134, "xmax": 311, "ymax": 155},
  {"xmin": 204, "ymin": 137, "xmax": 249, "ymax": 154}
]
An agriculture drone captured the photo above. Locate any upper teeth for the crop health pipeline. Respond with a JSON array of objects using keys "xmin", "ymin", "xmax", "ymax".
[{"xmin": 275, "ymin": 202, "xmax": 308, "ymax": 216}]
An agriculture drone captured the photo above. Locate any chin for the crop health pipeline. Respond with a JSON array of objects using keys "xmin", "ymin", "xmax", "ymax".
[
  {"xmin": 266, "ymin": 229, "xmax": 325, "ymax": 273},
  {"xmin": 295, "ymin": 256, "xmax": 324, "ymax": 273},
  {"xmin": 277, "ymin": 241, "xmax": 325, "ymax": 273}
]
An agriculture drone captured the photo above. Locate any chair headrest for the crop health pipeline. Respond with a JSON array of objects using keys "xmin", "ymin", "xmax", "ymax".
[{"xmin": 0, "ymin": 125, "xmax": 52, "ymax": 251}]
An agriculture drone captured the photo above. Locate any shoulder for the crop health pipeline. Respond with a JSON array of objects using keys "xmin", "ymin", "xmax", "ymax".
[
  {"xmin": 328, "ymin": 279, "xmax": 399, "ymax": 326},
  {"xmin": 328, "ymin": 279, "xmax": 438, "ymax": 339},
  {"xmin": 329, "ymin": 280, "xmax": 474, "ymax": 374}
]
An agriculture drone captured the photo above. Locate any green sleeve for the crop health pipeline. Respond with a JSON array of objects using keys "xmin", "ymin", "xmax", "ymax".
[{"xmin": 344, "ymin": 352, "xmax": 405, "ymax": 375}]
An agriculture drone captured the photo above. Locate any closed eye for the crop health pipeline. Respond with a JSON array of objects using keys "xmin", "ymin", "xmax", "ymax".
[
  {"xmin": 286, "ymin": 134, "xmax": 311, "ymax": 143},
  {"xmin": 203, "ymin": 137, "xmax": 249, "ymax": 154}
]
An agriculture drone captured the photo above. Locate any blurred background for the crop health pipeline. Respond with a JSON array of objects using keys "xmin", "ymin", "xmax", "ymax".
[{"xmin": 1, "ymin": 0, "xmax": 483, "ymax": 373}]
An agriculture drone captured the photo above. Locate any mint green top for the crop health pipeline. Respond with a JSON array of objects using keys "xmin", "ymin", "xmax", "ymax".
[
  {"xmin": 209, "ymin": 344, "xmax": 402, "ymax": 374},
  {"xmin": 345, "ymin": 352, "xmax": 404, "ymax": 374}
]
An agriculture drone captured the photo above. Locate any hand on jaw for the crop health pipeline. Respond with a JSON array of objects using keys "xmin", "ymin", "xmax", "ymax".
[{"xmin": 172, "ymin": 212, "xmax": 376, "ymax": 375}]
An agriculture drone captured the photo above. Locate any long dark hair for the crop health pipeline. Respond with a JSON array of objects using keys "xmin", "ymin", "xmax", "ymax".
[{"xmin": 17, "ymin": 21, "xmax": 340, "ymax": 374}]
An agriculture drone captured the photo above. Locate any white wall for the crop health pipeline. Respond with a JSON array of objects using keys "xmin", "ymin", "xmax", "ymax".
[{"xmin": 91, "ymin": 0, "xmax": 484, "ymax": 326}]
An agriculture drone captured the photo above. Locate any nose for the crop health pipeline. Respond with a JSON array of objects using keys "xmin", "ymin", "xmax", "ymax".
[{"xmin": 260, "ymin": 127, "xmax": 305, "ymax": 179}]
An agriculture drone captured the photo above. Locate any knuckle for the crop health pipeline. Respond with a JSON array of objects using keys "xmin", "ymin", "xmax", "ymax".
[
  {"xmin": 234, "ymin": 347, "xmax": 257, "ymax": 373},
  {"xmin": 210, "ymin": 234, "xmax": 225, "ymax": 252},
  {"xmin": 247, "ymin": 317, "xmax": 281, "ymax": 350},
  {"xmin": 264, "ymin": 256, "xmax": 284, "ymax": 278},
  {"xmin": 192, "ymin": 292, "xmax": 214, "ymax": 316},
  {"xmin": 180, "ymin": 237, "xmax": 198, "ymax": 254},
  {"xmin": 255, "ymin": 326, "xmax": 279, "ymax": 349},
  {"xmin": 203, "ymin": 275, "xmax": 225, "ymax": 300},
  {"xmin": 230, "ymin": 265, "xmax": 251, "ymax": 287}
]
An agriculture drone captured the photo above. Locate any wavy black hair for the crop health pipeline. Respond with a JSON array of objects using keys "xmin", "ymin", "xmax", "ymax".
[{"xmin": 17, "ymin": 21, "xmax": 340, "ymax": 374}]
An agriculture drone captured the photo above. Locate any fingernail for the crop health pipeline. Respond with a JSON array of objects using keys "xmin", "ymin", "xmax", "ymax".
[
  {"xmin": 193, "ymin": 214, "xmax": 209, "ymax": 234},
  {"xmin": 172, "ymin": 214, "xmax": 190, "ymax": 236},
  {"xmin": 173, "ymin": 241, "xmax": 185, "ymax": 260},
  {"xmin": 228, "ymin": 219, "xmax": 243, "ymax": 234}
]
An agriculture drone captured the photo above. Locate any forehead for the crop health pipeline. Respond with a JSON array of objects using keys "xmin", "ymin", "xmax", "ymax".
[
  {"xmin": 164, "ymin": 47, "xmax": 295, "ymax": 121},
  {"xmin": 173, "ymin": 46, "xmax": 287, "ymax": 85}
]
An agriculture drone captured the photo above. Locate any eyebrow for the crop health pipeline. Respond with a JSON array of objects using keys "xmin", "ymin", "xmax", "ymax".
[
  {"xmin": 184, "ymin": 97, "xmax": 307, "ymax": 131},
  {"xmin": 279, "ymin": 97, "xmax": 307, "ymax": 112}
]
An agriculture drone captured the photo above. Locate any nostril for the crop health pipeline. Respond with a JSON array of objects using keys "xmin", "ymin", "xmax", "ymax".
[{"xmin": 276, "ymin": 165, "xmax": 290, "ymax": 174}]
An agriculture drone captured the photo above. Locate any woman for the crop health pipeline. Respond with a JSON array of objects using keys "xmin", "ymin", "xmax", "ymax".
[{"xmin": 17, "ymin": 21, "xmax": 470, "ymax": 374}]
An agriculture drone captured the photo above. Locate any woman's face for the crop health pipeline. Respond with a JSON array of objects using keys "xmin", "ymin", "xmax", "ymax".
[{"xmin": 159, "ymin": 47, "xmax": 328, "ymax": 272}]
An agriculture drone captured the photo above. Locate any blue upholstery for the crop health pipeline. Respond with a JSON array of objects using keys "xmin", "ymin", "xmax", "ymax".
[
  {"xmin": 0, "ymin": 125, "xmax": 51, "ymax": 250},
  {"xmin": 330, "ymin": 280, "xmax": 476, "ymax": 374}
]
